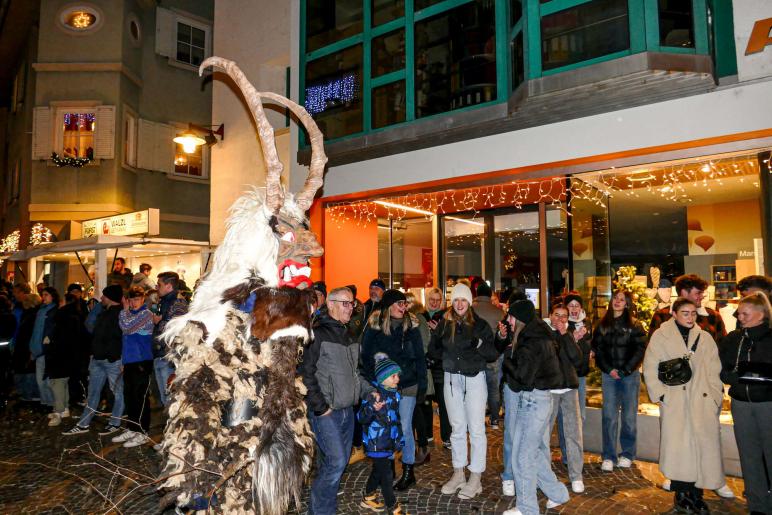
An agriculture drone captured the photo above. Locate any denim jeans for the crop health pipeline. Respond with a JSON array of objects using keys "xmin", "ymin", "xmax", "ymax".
[
  {"xmin": 501, "ymin": 384, "xmax": 517, "ymax": 481},
  {"xmin": 398, "ymin": 394, "xmax": 417, "ymax": 465},
  {"xmin": 153, "ymin": 357, "xmax": 174, "ymax": 406},
  {"xmin": 545, "ymin": 389, "xmax": 583, "ymax": 481},
  {"xmin": 485, "ymin": 356, "xmax": 502, "ymax": 422},
  {"xmin": 557, "ymin": 376, "xmax": 586, "ymax": 463},
  {"xmin": 511, "ymin": 389, "xmax": 569, "ymax": 515},
  {"xmin": 77, "ymin": 358, "xmax": 124, "ymax": 428},
  {"xmin": 444, "ymin": 371, "xmax": 487, "ymax": 473},
  {"xmin": 601, "ymin": 371, "xmax": 640, "ymax": 462},
  {"xmin": 309, "ymin": 407, "xmax": 354, "ymax": 515},
  {"xmin": 35, "ymin": 356, "xmax": 54, "ymax": 406}
]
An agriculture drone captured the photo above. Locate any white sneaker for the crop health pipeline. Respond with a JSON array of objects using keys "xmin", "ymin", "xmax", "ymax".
[
  {"xmin": 571, "ymin": 480, "xmax": 585, "ymax": 493},
  {"xmin": 47, "ymin": 413, "xmax": 62, "ymax": 427},
  {"xmin": 502, "ymin": 479, "xmax": 515, "ymax": 496},
  {"xmin": 662, "ymin": 479, "xmax": 671, "ymax": 491},
  {"xmin": 111, "ymin": 430, "xmax": 136, "ymax": 443},
  {"xmin": 546, "ymin": 499, "xmax": 566, "ymax": 509},
  {"xmin": 715, "ymin": 484, "xmax": 735, "ymax": 498},
  {"xmin": 601, "ymin": 459, "xmax": 614, "ymax": 472},
  {"xmin": 61, "ymin": 408, "xmax": 70, "ymax": 418},
  {"xmin": 617, "ymin": 457, "xmax": 633, "ymax": 468},
  {"xmin": 503, "ymin": 509, "xmax": 523, "ymax": 515},
  {"xmin": 123, "ymin": 433, "xmax": 150, "ymax": 448}
]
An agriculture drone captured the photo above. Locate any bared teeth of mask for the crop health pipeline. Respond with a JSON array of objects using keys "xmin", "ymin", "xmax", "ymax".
[
  {"xmin": 299, "ymin": 266, "xmax": 311, "ymax": 276},
  {"xmin": 289, "ymin": 264, "xmax": 298, "ymax": 275},
  {"xmin": 282, "ymin": 267, "xmax": 291, "ymax": 282}
]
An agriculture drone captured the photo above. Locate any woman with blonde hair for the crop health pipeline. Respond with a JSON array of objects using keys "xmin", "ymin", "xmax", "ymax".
[
  {"xmin": 719, "ymin": 291, "xmax": 772, "ymax": 514},
  {"xmin": 644, "ymin": 297, "xmax": 724, "ymax": 514}
]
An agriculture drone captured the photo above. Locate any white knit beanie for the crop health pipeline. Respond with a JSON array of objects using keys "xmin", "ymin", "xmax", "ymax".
[{"xmin": 451, "ymin": 283, "xmax": 473, "ymax": 305}]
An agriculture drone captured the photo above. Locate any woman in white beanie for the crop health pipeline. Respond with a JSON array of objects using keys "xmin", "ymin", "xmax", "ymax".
[{"xmin": 428, "ymin": 282, "xmax": 497, "ymax": 500}]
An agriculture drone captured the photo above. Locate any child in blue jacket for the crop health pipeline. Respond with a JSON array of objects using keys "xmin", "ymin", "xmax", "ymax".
[{"xmin": 358, "ymin": 353, "xmax": 408, "ymax": 515}]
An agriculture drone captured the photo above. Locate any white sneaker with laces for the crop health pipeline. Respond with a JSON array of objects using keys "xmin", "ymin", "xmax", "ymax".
[
  {"xmin": 571, "ymin": 480, "xmax": 585, "ymax": 493},
  {"xmin": 503, "ymin": 509, "xmax": 523, "ymax": 515},
  {"xmin": 111, "ymin": 430, "xmax": 136, "ymax": 443},
  {"xmin": 715, "ymin": 484, "xmax": 735, "ymax": 498},
  {"xmin": 546, "ymin": 498, "xmax": 566, "ymax": 509},
  {"xmin": 123, "ymin": 433, "xmax": 150, "ymax": 448},
  {"xmin": 601, "ymin": 459, "xmax": 614, "ymax": 472},
  {"xmin": 617, "ymin": 457, "xmax": 633, "ymax": 468},
  {"xmin": 502, "ymin": 479, "xmax": 515, "ymax": 496}
]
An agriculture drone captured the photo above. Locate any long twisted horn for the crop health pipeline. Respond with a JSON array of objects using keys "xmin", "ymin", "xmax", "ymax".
[{"xmin": 200, "ymin": 57, "xmax": 327, "ymax": 213}]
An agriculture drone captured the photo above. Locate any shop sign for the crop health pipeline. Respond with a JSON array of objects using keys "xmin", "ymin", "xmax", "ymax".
[
  {"xmin": 734, "ymin": 1, "xmax": 772, "ymax": 82},
  {"xmin": 82, "ymin": 209, "xmax": 160, "ymax": 237}
]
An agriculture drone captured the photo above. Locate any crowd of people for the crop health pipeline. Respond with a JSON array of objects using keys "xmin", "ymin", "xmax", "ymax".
[
  {"xmin": 0, "ymin": 259, "xmax": 189, "ymax": 451},
  {"xmin": 1, "ymin": 267, "xmax": 771, "ymax": 515},
  {"xmin": 302, "ymin": 274, "xmax": 772, "ymax": 515}
]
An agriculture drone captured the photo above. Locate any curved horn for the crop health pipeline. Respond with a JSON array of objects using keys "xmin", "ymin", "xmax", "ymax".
[{"xmin": 200, "ymin": 57, "xmax": 284, "ymax": 214}]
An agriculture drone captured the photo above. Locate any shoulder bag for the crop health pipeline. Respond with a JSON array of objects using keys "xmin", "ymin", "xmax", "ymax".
[{"xmin": 658, "ymin": 334, "xmax": 700, "ymax": 386}]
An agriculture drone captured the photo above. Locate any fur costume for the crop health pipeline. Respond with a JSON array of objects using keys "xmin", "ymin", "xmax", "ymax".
[{"xmin": 158, "ymin": 56, "xmax": 327, "ymax": 514}]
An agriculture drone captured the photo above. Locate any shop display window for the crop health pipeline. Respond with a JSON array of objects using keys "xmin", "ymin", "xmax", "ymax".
[
  {"xmin": 305, "ymin": 0, "xmax": 363, "ymax": 53},
  {"xmin": 378, "ymin": 217, "xmax": 434, "ymax": 292}
]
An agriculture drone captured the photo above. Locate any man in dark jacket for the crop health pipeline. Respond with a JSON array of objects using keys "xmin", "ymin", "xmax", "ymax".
[
  {"xmin": 301, "ymin": 286, "xmax": 361, "ymax": 515},
  {"xmin": 152, "ymin": 271, "xmax": 188, "ymax": 407},
  {"xmin": 62, "ymin": 285, "xmax": 125, "ymax": 436},
  {"xmin": 360, "ymin": 278, "xmax": 385, "ymax": 334},
  {"xmin": 648, "ymin": 274, "xmax": 726, "ymax": 341}
]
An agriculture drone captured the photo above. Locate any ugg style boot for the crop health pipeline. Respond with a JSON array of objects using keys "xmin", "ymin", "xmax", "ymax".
[
  {"xmin": 393, "ymin": 463, "xmax": 415, "ymax": 491},
  {"xmin": 441, "ymin": 468, "xmax": 467, "ymax": 495},
  {"xmin": 457, "ymin": 472, "xmax": 482, "ymax": 500}
]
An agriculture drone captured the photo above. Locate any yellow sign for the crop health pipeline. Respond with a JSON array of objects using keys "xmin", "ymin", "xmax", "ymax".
[{"xmin": 82, "ymin": 209, "xmax": 160, "ymax": 237}]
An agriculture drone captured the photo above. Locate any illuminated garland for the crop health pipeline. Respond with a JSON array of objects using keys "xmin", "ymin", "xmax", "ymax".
[
  {"xmin": 51, "ymin": 152, "xmax": 91, "ymax": 168},
  {"xmin": 30, "ymin": 223, "xmax": 53, "ymax": 246}
]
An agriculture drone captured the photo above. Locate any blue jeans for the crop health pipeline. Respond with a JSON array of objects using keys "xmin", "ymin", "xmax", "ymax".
[
  {"xmin": 557, "ymin": 376, "xmax": 586, "ymax": 461},
  {"xmin": 398, "ymin": 394, "xmax": 417, "ymax": 465},
  {"xmin": 601, "ymin": 371, "xmax": 640, "ymax": 462},
  {"xmin": 77, "ymin": 358, "xmax": 124, "ymax": 428},
  {"xmin": 309, "ymin": 407, "xmax": 354, "ymax": 515},
  {"xmin": 153, "ymin": 357, "xmax": 174, "ymax": 406},
  {"xmin": 511, "ymin": 389, "xmax": 569, "ymax": 515},
  {"xmin": 35, "ymin": 356, "xmax": 53, "ymax": 406},
  {"xmin": 485, "ymin": 356, "xmax": 502, "ymax": 422},
  {"xmin": 501, "ymin": 384, "xmax": 517, "ymax": 481}
]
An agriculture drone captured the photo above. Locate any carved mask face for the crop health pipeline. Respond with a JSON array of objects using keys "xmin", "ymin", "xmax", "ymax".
[{"xmin": 273, "ymin": 215, "xmax": 323, "ymax": 289}]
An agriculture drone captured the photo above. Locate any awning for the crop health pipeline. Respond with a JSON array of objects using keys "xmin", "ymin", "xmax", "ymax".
[{"xmin": 6, "ymin": 235, "xmax": 210, "ymax": 261}]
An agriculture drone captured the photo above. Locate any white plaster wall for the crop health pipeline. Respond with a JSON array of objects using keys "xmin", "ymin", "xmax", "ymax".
[
  {"xmin": 210, "ymin": 0, "xmax": 292, "ymax": 244},
  {"xmin": 322, "ymin": 79, "xmax": 772, "ymax": 198},
  {"xmin": 733, "ymin": 0, "xmax": 772, "ymax": 82}
]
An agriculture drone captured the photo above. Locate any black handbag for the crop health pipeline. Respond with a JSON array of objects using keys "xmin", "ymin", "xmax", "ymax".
[{"xmin": 658, "ymin": 334, "xmax": 700, "ymax": 386}]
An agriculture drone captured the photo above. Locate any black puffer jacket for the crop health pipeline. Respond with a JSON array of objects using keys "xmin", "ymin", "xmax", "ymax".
[
  {"xmin": 719, "ymin": 324, "xmax": 772, "ymax": 403},
  {"xmin": 497, "ymin": 318, "xmax": 562, "ymax": 392},
  {"xmin": 44, "ymin": 303, "xmax": 82, "ymax": 379},
  {"xmin": 91, "ymin": 305, "xmax": 123, "ymax": 363},
  {"xmin": 553, "ymin": 330, "xmax": 582, "ymax": 389},
  {"xmin": 361, "ymin": 311, "xmax": 427, "ymax": 392},
  {"xmin": 12, "ymin": 307, "xmax": 37, "ymax": 374},
  {"xmin": 568, "ymin": 318, "xmax": 592, "ymax": 377},
  {"xmin": 428, "ymin": 312, "xmax": 497, "ymax": 376},
  {"xmin": 592, "ymin": 316, "xmax": 647, "ymax": 376}
]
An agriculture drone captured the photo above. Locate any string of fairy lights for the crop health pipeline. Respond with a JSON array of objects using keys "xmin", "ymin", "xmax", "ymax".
[
  {"xmin": 0, "ymin": 224, "xmax": 54, "ymax": 266},
  {"xmin": 326, "ymin": 153, "xmax": 770, "ymax": 228}
]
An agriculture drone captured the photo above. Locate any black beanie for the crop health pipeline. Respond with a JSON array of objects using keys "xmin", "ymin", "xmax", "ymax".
[
  {"xmin": 380, "ymin": 289, "xmax": 406, "ymax": 311},
  {"xmin": 508, "ymin": 299, "xmax": 536, "ymax": 323},
  {"xmin": 102, "ymin": 285, "xmax": 124, "ymax": 304},
  {"xmin": 476, "ymin": 282, "xmax": 492, "ymax": 298}
]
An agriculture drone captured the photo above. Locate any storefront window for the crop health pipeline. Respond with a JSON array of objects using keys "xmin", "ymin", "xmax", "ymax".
[
  {"xmin": 378, "ymin": 217, "xmax": 434, "ymax": 293},
  {"xmin": 305, "ymin": 0, "xmax": 363, "ymax": 53},
  {"xmin": 443, "ymin": 215, "xmax": 485, "ymax": 299},
  {"xmin": 658, "ymin": 0, "xmax": 694, "ymax": 48},
  {"xmin": 372, "ymin": 81, "xmax": 406, "ymax": 129},
  {"xmin": 415, "ymin": 0, "xmax": 497, "ymax": 118},
  {"xmin": 372, "ymin": 29, "xmax": 405, "ymax": 78},
  {"xmin": 373, "ymin": 0, "xmax": 404, "ymax": 26},
  {"xmin": 541, "ymin": 0, "xmax": 629, "ymax": 71},
  {"xmin": 305, "ymin": 45, "xmax": 363, "ymax": 140}
]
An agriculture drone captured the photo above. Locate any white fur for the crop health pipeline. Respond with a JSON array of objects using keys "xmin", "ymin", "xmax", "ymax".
[
  {"xmin": 269, "ymin": 325, "xmax": 309, "ymax": 342},
  {"xmin": 163, "ymin": 187, "xmax": 307, "ymax": 346}
]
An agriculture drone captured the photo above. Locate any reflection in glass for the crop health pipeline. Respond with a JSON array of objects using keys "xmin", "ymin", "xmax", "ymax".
[
  {"xmin": 494, "ymin": 210, "xmax": 550, "ymax": 298},
  {"xmin": 415, "ymin": 1, "xmax": 497, "ymax": 118},
  {"xmin": 415, "ymin": 0, "xmax": 444, "ymax": 11},
  {"xmin": 659, "ymin": 0, "xmax": 694, "ymax": 47},
  {"xmin": 372, "ymin": 30, "xmax": 405, "ymax": 78},
  {"xmin": 305, "ymin": 0, "xmax": 363, "ymax": 53},
  {"xmin": 541, "ymin": 0, "xmax": 629, "ymax": 71},
  {"xmin": 512, "ymin": 32, "xmax": 525, "ymax": 90},
  {"xmin": 305, "ymin": 45, "xmax": 363, "ymax": 140},
  {"xmin": 372, "ymin": 81, "xmax": 406, "ymax": 129},
  {"xmin": 444, "ymin": 216, "xmax": 485, "ymax": 299},
  {"xmin": 511, "ymin": 0, "xmax": 522, "ymax": 25},
  {"xmin": 373, "ymin": 0, "xmax": 404, "ymax": 26}
]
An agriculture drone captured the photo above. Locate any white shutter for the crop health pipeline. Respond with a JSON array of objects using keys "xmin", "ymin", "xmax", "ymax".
[
  {"xmin": 136, "ymin": 119, "xmax": 156, "ymax": 170},
  {"xmin": 94, "ymin": 105, "xmax": 115, "ymax": 159},
  {"xmin": 32, "ymin": 107, "xmax": 52, "ymax": 160},
  {"xmin": 155, "ymin": 7, "xmax": 176, "ymax": 57},
  {"xmin": 155, "ymin": 123, "xmax": 175, "ymax": 174}
]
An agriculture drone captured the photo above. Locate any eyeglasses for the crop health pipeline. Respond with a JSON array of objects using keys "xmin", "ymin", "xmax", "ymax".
[
  {"xmin": 395, "ymin": 301, "xmax": 407, "ymax": 307},
  {"xmin": 329, "ymin": 299, "xmax": 355, "ymax": 308}
]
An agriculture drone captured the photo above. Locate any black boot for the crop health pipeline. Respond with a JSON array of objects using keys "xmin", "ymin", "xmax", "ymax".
[
  {"xmin": 674, "ymin": 492, "xmax": 695, "ymax": 514},
  {"xmin": 688, "ymin": 490, "xmax": 710, "ymax": 515},
  {"xmin": 393, "ymin": 463, "xmax": 415, "ymax": 491}
]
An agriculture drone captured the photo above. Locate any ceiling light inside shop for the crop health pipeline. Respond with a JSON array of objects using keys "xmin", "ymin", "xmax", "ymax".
[{"xmin": 374, "ymin": 200, "xmax": 434, "ymax": 216}]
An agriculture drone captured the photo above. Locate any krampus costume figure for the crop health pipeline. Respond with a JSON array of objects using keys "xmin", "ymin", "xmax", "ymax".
[{"xmin": 158, "ymin": 56, "xmax": 327, "ymax": 514}]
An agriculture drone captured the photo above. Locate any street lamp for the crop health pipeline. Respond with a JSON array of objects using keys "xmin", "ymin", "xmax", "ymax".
[{"xmin": 173, "ymin": 124, "xmax": 225, "ymax": 154}]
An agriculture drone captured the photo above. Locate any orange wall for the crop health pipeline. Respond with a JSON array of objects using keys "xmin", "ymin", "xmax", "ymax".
[{"xmin": 323, "ymin": 208, "xmax": 378, "ymax": 302}]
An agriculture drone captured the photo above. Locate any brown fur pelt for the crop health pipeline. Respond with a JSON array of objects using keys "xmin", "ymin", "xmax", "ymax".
[{"xmin": 158, "ymin": 287, "xmax": 315, "ymax": 514}]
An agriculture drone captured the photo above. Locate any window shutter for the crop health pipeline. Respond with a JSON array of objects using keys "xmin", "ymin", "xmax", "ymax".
[
  {"xmin": 155, "ymin": 123, "xmax": 175, "ymax": 174},
  {"xmin": 136, "ymin": 119, "xmax": 156, "ymax": 170},
  {"xmin": 32, "ymin": 107, "xmax": 52, "ymax": 160},
  {"xmin": 155, "ymin": 7, "xmax": 175, "ymax": 57},
  {"xmin": 94, "ymin": 105, "xmax": 115, "ymax": 159}
]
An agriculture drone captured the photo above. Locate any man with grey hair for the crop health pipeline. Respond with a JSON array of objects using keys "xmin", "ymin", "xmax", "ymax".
[{"xmin": 301, "ymin": 286, "xmax": 362, "ymax": 515}]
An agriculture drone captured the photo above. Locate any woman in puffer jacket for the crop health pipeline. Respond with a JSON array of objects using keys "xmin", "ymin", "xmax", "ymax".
[{"xmin": 428, "ymin": 283, "xmax": 496, "ymax": 500}]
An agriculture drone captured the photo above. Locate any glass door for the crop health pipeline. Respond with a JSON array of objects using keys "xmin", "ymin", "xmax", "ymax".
[{"xmin": 441, "ymin": 215, "xmax": 486, "ymax": 302}]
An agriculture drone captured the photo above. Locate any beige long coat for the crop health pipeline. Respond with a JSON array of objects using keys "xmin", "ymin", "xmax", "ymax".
[{"xmin": 643, "ymin": 319, "xmax": 724, "ymax": 488}]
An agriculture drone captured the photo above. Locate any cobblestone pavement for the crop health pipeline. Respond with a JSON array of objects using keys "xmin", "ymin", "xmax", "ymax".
[{"xmin": 0, "ymin": 402, "xmax": 750, "ymax": 514}]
